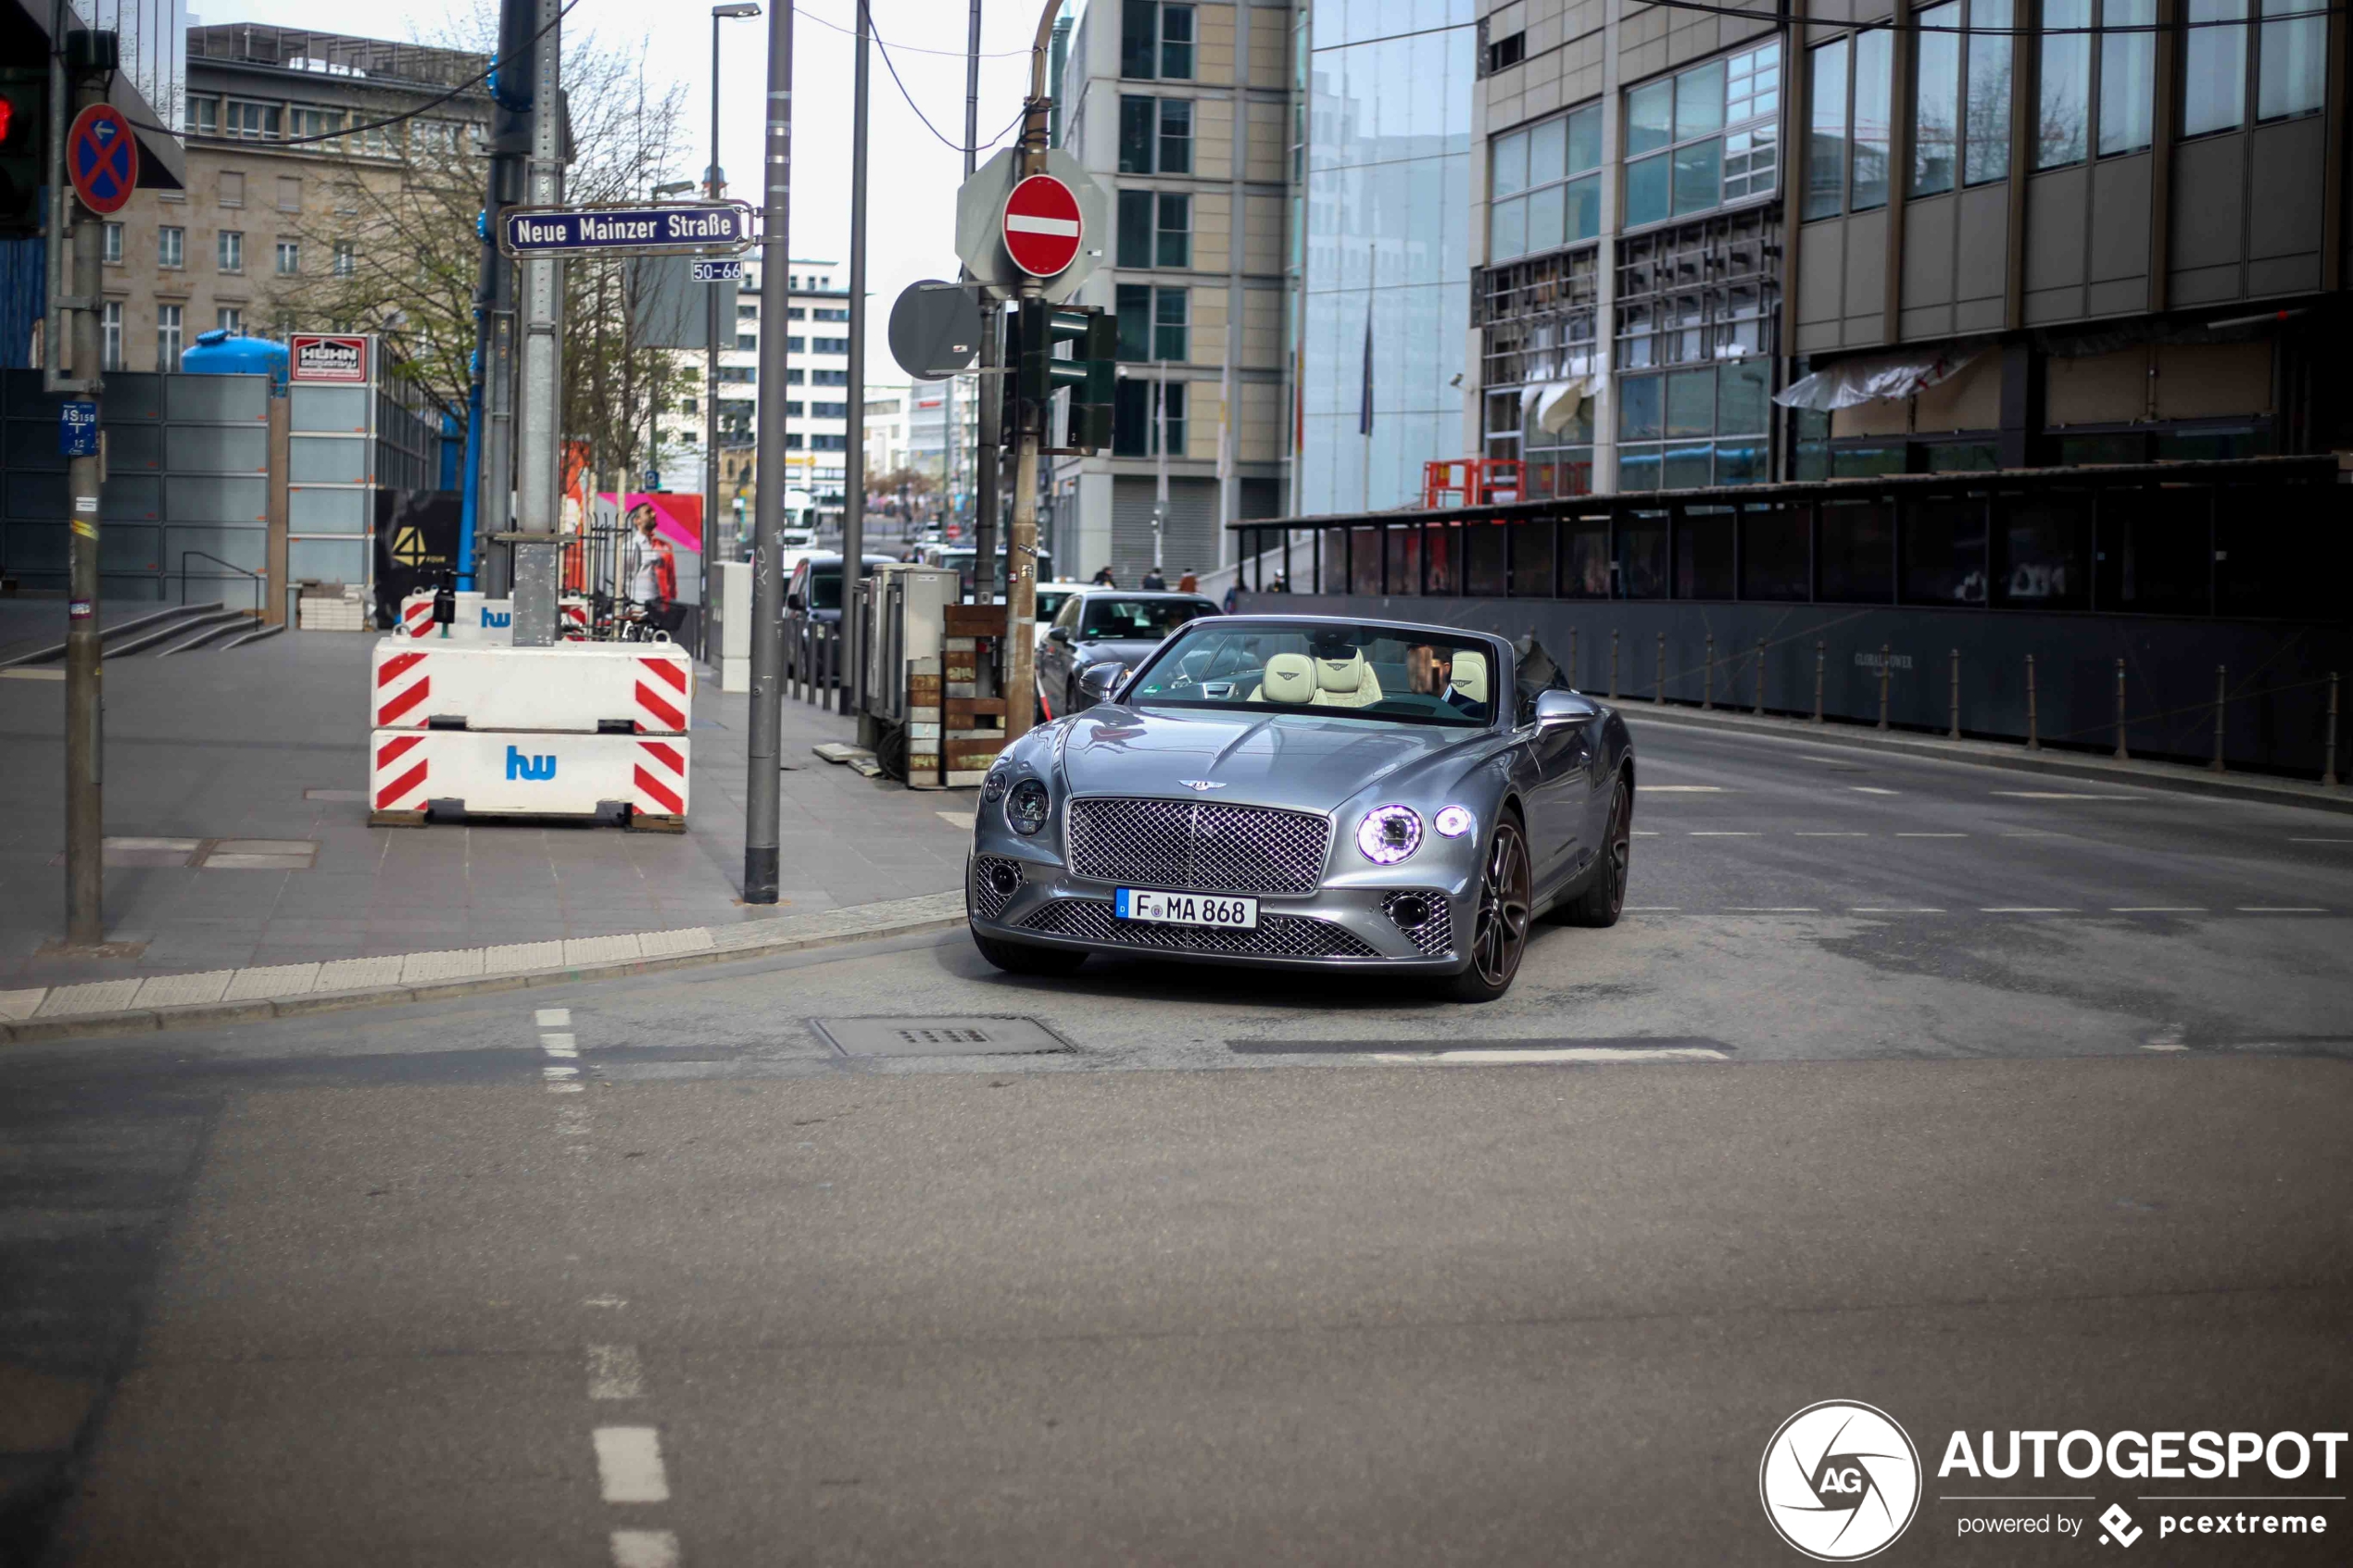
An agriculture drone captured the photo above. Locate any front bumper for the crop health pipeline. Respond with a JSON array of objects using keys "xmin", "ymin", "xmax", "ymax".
[{"xmin": 965, "ymin": 852, "xmax": 1474, "ymax": 974}]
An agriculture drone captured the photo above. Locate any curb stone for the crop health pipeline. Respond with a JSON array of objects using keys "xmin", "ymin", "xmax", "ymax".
[
  {"xmin": 1621, "ymin": 705, "xmax": 2353, "ymax": 817},
  {"xmin": 0, "ymin": 891, "xmax": 969, "ymax": 1046}
]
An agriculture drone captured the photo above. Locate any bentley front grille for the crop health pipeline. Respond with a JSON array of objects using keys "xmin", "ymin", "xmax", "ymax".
[
  {"xmin": 1382, "ymin": 891, "xmax": 1455, "ymax": 958},
  {"xmin": 1064, "ymin": 797, "xmax": 1331, "ymax": 896},
  {"xmin": 971, "ymin": 857, "xmax": 1023, "ymax": 922},
  {"xmin": 1019, "ymin": 898, "xmax": 1379, "ymax": 960}
]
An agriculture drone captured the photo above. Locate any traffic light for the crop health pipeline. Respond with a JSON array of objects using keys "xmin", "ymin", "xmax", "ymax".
[
  {"xmin": 0, "ymin": 68, "xmax": 47, "ymax": 236},
  {"xmin": 1013, "ymin": 301, "xmax": 1116, "ymax": 454}
]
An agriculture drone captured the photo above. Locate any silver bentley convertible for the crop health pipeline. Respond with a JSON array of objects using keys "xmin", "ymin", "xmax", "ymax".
[{"xmin": 965, "ymin": 615, "xmax": 1635, "ymax": 1001}]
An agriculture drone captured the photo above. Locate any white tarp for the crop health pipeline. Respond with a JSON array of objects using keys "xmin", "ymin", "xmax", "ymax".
[
  {"xmin": 1518, "ymin": 376, "xmax": 1594, "ymax": 435},
  {"xmin": 1772, "ymin": 345, "xmax": 1986, "ymax": 411}
]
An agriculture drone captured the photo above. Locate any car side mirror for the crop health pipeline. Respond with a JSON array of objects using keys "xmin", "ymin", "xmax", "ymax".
[
  {"xmin": 1076, "ymin": 663, "xmax": 1127, "ymax": 706},
  {"xmin": 1048, "ymin": 626, "xmax": 1072, "ymax": 645},
  {"xmin": 786, "ymin": 592, "xmax": 803, "ymax": 613},
  {"xmin": 1534, "ymin": 689, "xmax": 1600, "ymax": 729}
]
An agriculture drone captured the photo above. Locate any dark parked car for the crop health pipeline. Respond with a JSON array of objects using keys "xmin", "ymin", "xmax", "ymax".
[
  {"xmin": 786, "ymin": 554, "xmax": 899, "ymax": 627},
  {"xmin": 1035, "ymin": 589, "xmax": 1220, "ymax": 718}
]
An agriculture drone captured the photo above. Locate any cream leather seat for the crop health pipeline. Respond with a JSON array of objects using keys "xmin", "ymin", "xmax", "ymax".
[
  {"xmin": 1249, "ymin": 651, "xmax": 1316, "ymax": 704},
  {"xmin": 1310, "ymin": 650, "xmax": 1385, "ymax": 708},
  {"xmin": 1449, "ymin": 649, "xmax": 1489, "ymax": 706}
]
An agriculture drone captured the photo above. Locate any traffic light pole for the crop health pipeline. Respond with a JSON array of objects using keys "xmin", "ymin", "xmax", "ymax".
[
  {"xmin": 742, "ymin": 0, "xmax": 796, "ymax": 902},
  {"xmin": 59, "ymin": 65, "xmax": 105, "ymax": 947},
  {"xmin": 1002, "ymin": 0, "xmax": 1066, "ymax": 744}
]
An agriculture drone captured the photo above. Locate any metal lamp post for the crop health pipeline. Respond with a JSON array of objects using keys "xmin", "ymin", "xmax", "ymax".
[{"xmin": 708, "ymin": 3, "xmax": 762, "ymax": 625}]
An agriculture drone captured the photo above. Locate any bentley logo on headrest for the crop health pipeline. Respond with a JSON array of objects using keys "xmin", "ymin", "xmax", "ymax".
[{"xmin": 1177, "ymin": 780, "xmax": 1228, "ymax": 792}]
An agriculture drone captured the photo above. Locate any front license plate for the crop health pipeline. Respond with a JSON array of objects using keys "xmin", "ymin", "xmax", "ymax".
[{"xmin": 1114, "ymin": 888, "xmax": 1259, "ymax": 929}]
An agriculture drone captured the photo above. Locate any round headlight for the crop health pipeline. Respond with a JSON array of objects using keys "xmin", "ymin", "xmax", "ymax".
[
  {"xmin": 1006, "ymin": 778, "xmax": 1051, "ymax": 835},
  {"xmin": 1434, "ymin": 805, "xmax": 1476, "ymax": 838},
  {"xmin": 1355, "ymin": 804, "xmax": 1422, "ymax": 865},
  {"xmin": 981, "ymin": 767, "xmax": 1011, "ymax": 802}
]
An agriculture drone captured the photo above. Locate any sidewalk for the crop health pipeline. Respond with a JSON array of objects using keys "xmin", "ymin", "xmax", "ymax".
[
  {"xmin": 0, "ymin": 625, "xmax": 975, "ymax": 993},
  {"xmin": 1620, "ymin": 701, "xmax": 2352, "ymax": 815}
]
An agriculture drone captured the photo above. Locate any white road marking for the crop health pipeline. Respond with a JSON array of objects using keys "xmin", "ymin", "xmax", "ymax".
[
  {"xmin": 1852, "ymin": 907, "xmax": 1945, "ymax": 913},
  {"xmin": 587, "ymin": 1344, "xmax": 644, "ymax": 1400},
  {"xmin": 1626, "ymin": 906, "xmax": 1680, "ymax": 911},
  {"xmin": 1992, "ymin": 791, "xmax": 2138, "ymax": 799},
  {"xmin": 1373, "ymin": 1047, "xmax": 1731, "ymax": 1065},
  {"xmin": 1980, "ymin": 907, "xmax": 2077, "ymax": 913},
  {"xmin": 611, "ymin": 1531, "xmax": 681, "ymax": 1568},
  {"xmin": 594, "ymin": 1427, "xmax": 671, "ymax": 1503},
  {"xmin": 2141, "ymin": 1041, "xmax": 2191, "ymax": 1052},
  {"xmin": 2236, "ymin": 907, "xmax": 2328, "ymax": 913},
  {"xmin": 1689, "ymin": 831, "xmax": 1759, "ymax": 836},
  {"xmin": 2001, "ymin": 830, "xmax": 2060, "ymax": 836},
  {"xmin": 542, "ymin": 1032, "xmax": 579, "ymax": 1058},
  {"xmin": 1896, "ymin": 832, "xmax": 1967, "ymax": 837},
  {"xmin": 1795, "ymin": 831, "xmax": 1869, "ymax": 836},
  {"xmin": 1642, "ymin": 784, "xmax": 1728, "ymax": 792},
  {"xmin": 2110, "ymin": 907, "xmax": 2206, "ymax": 913},
  {"xmin": 544, "ymin": 1065, "xmax": 583, "ymax": 1091},
  {"xmin": 1849, "ymin": 785, "xmax": 1898, "ymax": 795},
  {"xmin": 585, "ymin": 1295, "xmax": 627, "ymax": 1309},
  {"xmin": 536, "ymin": 1008, "xmax": 571, "ymax": 1028},
  {"xmin": 1725, "ymin": 907, "xmax": 1819, "ymax": 912}
]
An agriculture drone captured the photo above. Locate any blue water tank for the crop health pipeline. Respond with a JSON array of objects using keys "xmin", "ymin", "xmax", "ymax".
[{"xmin": 181, "ymin": 329, "xmax": 289, "ymax": 388}]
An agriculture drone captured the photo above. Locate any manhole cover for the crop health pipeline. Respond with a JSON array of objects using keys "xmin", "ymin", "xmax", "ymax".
[{"xmin": 812, "ymin": 1016, "xmax": 1075, "ymax": 1058}]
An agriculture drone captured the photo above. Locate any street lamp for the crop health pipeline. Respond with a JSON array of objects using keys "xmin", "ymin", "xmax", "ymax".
[
  {"xmin": 653, "ymin": 180, "xmax": 695, "ymax": 197},
  {"xmin": 705, "ymin": 3, "xmax": 762, "ymax": 608}
]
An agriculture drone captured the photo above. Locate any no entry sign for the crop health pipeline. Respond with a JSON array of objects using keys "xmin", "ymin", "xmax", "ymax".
[
  {"xmin": 1001, "ymin": 175, "xmax": 1083, "ymax": 278},
  {"xmin": 67, "ymin": 104, "xmax": 137, "ymax": 216}
]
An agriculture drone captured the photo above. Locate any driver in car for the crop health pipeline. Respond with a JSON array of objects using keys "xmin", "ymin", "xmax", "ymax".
[{"xmin": 1406, "ymin": 643, "xmax": 1490, "ymax": 721}]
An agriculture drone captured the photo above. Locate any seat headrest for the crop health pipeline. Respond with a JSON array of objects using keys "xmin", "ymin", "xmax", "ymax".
[
  {"xmin": 1450, "ymin": 650, "xmax": 1489, "ymax": 704},
  {"xmin": 1315, "ymin": 651, "xmax": 1368, "ymax": 693},
  {"xmin": 1261, "ymin": 652, "xmax": 1315, "ymax": 704}
]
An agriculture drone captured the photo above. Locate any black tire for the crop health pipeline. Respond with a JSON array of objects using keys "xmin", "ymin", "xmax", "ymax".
[
  {"xmin": 971, "ymin": 928, "xmax": 1088, "ymax": 976},
  {"xmin": 1555, "ymin": 775, "xmax": 1631, "ymax": 928},
  {"xmin": 1439, "ymin": 812, "xmax": 1533, "ymax": 1003}
]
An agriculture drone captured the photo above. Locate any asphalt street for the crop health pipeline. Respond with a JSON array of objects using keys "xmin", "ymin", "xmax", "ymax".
[{"xmin": 3, "ymin": 717, "xmax": 2348, "ymax": 1565}]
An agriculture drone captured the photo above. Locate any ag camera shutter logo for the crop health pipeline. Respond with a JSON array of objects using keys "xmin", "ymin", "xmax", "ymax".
[{"xmin": 1760, "ymin": 1400, "xmax": 1922, "ymax": 1561}]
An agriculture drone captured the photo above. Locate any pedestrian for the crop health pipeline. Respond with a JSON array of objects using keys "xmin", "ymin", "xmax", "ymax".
[
  {"xmin": 1141, "ymin": 566, "xmax": 1167, "ymax": 591},
  {"xmin": 1091, "ymin": 565, "xmax": 1118, "ymax": 587},
  {"xmin": 625, "ymin": 503, "xmax": 685, "ymax": 636},
  {"xmin": 1177, "ymin": 570, "xmax": 1199, "ymax": 594},
  {"xmin": 1222, "ymin": 583, "xmax": 1239, "ymax": 614}
]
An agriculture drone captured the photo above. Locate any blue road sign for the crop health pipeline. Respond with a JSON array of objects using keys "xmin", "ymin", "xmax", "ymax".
[
  {"xmin": 58, "ymin": 402, "xmax": 98, "ymax": 458},
  {"xmin": 691, "ymin": 258, "xmax": 745, "ymax": 282},
  {"xmin": 501, "ymin": 203, "xmax": 753, "ymax": 257},
  {"xmin": 67, "ymin": 105, "xmax": 137, "ymax": 215}
]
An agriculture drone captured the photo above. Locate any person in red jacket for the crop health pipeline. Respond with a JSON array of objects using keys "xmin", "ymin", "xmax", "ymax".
[{"xmin": 626, "ymin": 504, "xmax": 684, "ymax": 635}]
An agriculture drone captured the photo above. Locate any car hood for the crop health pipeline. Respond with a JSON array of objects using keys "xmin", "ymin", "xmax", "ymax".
[
  {"xmin": 1070, "ymin": 637, "xmax": 1164, "ymax": 666},
  {"xmin": 1054, "ymin": 706, "xmax": 1488, "ymax": 808}
]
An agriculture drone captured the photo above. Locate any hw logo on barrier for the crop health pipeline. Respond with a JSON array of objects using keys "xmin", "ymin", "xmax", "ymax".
[
  {"xmin": 481, "ymin": 608, "xmax": 510, "ymax": 628},
  {"xmin": 506, "ymin": 746, "xmax": 556, "ymax": 781}
]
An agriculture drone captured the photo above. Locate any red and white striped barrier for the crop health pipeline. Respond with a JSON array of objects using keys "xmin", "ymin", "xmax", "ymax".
[
  {"xmin": 396, "ymin": 592, "xmax": 590, "ymax": 641},
  {"xmin": 371, "ymin": 642, "xmax": 692, "ymax": 734},
  {"xmin": 371, "ymin": 729, "xmax": 689, "ymax": 822}
]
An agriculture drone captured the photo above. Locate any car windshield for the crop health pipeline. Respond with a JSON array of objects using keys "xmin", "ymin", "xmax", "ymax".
[
  {"xmin": 1035, "ymin": 589, "xmax": 1073, "ymax": 623},
  {"xmin": 1079, "ymin": 597, "xmax": 1216, "ymax": 640},
  {"xmin": 1125, "ymin": 622, "xmax": 1499, "ymax": 728}
]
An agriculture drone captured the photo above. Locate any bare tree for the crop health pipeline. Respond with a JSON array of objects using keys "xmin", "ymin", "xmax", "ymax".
[{"xmin": 273, "ymin": 2, "xmax": 693, "ymax": 480}]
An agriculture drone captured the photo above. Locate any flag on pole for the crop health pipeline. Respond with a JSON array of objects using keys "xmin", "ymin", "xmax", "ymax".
[{"xmin": 1358, "ymin": 309, "xmax": 1375, "ymax": 437}]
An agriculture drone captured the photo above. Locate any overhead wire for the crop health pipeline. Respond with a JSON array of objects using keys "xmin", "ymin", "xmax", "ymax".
[
  {"xmin": 866, "ymin": 16, "xmax": 1028, "ymax": 158},
  {"xmin": 1586, "ymin": 0, "xmax": 2335, "ymax": 35}
]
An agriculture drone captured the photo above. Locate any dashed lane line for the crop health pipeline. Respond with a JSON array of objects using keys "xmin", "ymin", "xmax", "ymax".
[
  {"xmin": 1896, "ymin": 832, "xmax": 1968, "ymax": 838},
  {"xmin": 1850, "ymin": 785, "xmax": 1899, "ymax": 795},
  {"xmin": 540, "ymin": 1008, "xmax": 584, "ymax": 1094},
  {"xmin": 1725, "ymin": 907, "xmax": 1820, "ymax": 912},
  {"xmin": 611, "ymin": 1533, "xmax": 683, "ymax": 1568},
  {"xmin": 1852, "ymin": 908, "xmax": 1945, "ymax": 913},
  {"xmin": 2110, "ymin": 907, "xmax": 2207, "ymax": 913},
  {"xmin": 1642, "ymin": 784, "xmax": 1729, "ymax": 792},
  {"xmin": 1689, "ymin": 831, "xmax": 1761, "ymax": 836},
  {"xmin": 1795, "ymin": 832, "xmax": 1869, "ymax": 836},
  {"xmin": 2237, "ymin": 907, "xmax": 2329, "ymax": 913},
  {"xmin": 1992, "ymin": 791, "xmax": 2141, "ymax": 799},
  {"xmin": 1980, "ymin": 907, "xmax": 2079, "ymax": 913},
  {"xmin": 594, "ymin": 1427, "xmax": 671, "ymax": 1504}
]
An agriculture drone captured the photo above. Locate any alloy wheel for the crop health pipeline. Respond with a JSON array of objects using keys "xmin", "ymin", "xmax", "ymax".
[{"xmin": 1469, "ymin": 819, "xmax": 1532, "ymax": 987}]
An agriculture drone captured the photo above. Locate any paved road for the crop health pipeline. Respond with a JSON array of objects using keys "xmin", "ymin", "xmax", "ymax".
[{"xmin": 4, "ymin": 719, "xmax": 2347, "ymax": 1566}]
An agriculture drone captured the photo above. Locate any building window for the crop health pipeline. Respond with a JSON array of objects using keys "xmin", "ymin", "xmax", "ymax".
[
  {"xmin": 277, "ymin": 175, "xmax": 302, "ymax": 211},
  {"xmin": 333, "ymin": 241, "xmax": 355, "ymax": 277},
  {"xmin": 786, "ymin": 307, "xmax": 806, "ymax": 320},
  {"xmin": 812, "ymin": 337, "xmax": 849, "ymax": 354},
  {"xmin": 223, "ymin": 100, "xmax": 281, "ymax": 140},
  {"xmin": 101, "ymin": 301, "xmax": 121, "ymax": 371},
  {"xmin": 811, "ymin": 369, "xmax": 849, "ymax": 386},
  {"xmin": 1490, "ymin": 103, "xmax": 1604, "ymax": 262},
  {"xmin": 1119, "ymin": 96, "xmax": 1191, "ymax": 174},
  {"xmin": 784, "ymin": 401, "xmax": 806, "ymax": 418},
  {"xmin": 2036, "ymin": 0, "xmax": 2156, "ymax": 167},
  {"xmin": 812, "ymin": 402, "xmax": 849, "ymax": 419},
  {"xmin": 1117, "ymin": 189, "xmax": 1191, "ymax": 268},
  {"xmin": 1114, "ymin": 377, "xmax": 1186, "ymax": 456},
  {"xmin": 1480, "ymin": 250, "xmax": 1602, "ymax": 498},
  {"xmin": 157, "ymin": 304, "xmax": 182, "ymax": 371},
  {"xmin": 1115, "ymin": 282, "xmax": 1189, "ymax": 360},
  {"xmin": 1612, "ymin": 209, "xmax": 1778, "ymax": 490},
  {"xmin": 276, "ymin": 240, "xmax": 300, "ymax": 275},
  {"xmin": 219, "ymin": 170, "xmax": 245, "ymax": 207},
  {"xmin": 1805, "ymin": 28, "xmax": 1895, "ymax": 215},
  {"xmin": 183, "ymin": 95, "xmax": 219, "ymax": 136},
  {"xmin": 101, "ymin": 222, "xmax": 121, "ymax": 263},
  {"xmin": 1487, "ymin": 31, "xmax": 1526, "ymax": 74},
  {"xmin": 218, "ymin": 307, "xmax": 243, "ymax": 334},
  {"xmin": 786, "ymin": 335, "xmax": 806, "ymax": 352},
  {"xmin": 1121, "ymin": 2, "xmax": 1194, "ymax": 81},
  {"xmin": 719, "ymin": 365, "xmax": 759, "ymax": 383},
  {"xmin": 1910, "ymin": 0, "xmax": 2018, "ymax": 194},
  {"xmin": 2186, "ymin": 0, "xmax": 2326, "ymax": 135},
  {"xmin": 812, "ymin": 307, "xmax": 849, "ymax": 321},
  {"xmin": 218, "ymin": 231, "xmax": 244, "ymax": 272},
  {"xmin": 2257, "ymin": 0, "xmax": 2327, "ymax": 121},
  {"xmin": 810, "ymin": 433, "xmax": 847, "ymax": 452},
  {"xmin": 1624, "ymin": 41, "xmax": 1780, "ymax": 229},
  {"xmin": 158, "ymin": 226, "xmax": 184, "ymax": 268}
]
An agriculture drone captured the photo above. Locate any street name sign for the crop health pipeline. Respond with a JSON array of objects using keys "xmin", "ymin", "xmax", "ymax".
[
  {"xmin": 500, "ymin": 201, "xmax": 754, "ymax": 258},
  {"xmin": 1001, "ymin": 174, "xmax": 1083, "ymax": 278}
]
